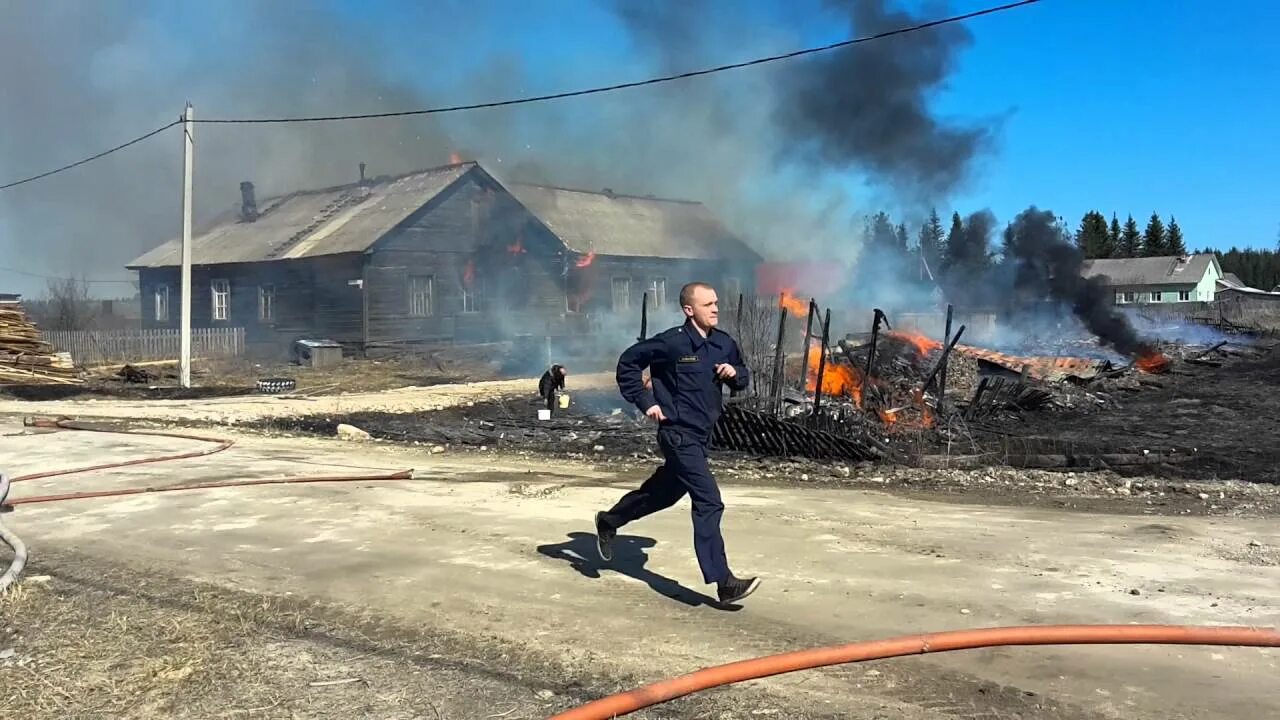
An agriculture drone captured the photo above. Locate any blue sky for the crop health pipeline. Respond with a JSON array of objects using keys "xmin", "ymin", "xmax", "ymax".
[{"xmin": 334, "ymin": 0, "xmax": 1280, "ymax": 251}]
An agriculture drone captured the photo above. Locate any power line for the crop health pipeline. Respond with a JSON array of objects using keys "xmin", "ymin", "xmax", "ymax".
[
  {"xmin": 0, "ymin": 0, "xmax": 1041, "ymax": 190},
  {"xmin": 0, "ymin": 266, "xmax": 136, "ymax": 285},
  {"xmin": 0, "ymin": 120, "xmax": 181, "ymax": 191},
  {"xmin": 198, "ymin": 0, "xmax": 1043, "ymax": 124}
]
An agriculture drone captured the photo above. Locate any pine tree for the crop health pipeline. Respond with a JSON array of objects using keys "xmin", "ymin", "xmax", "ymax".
[
  {"xmin": 944, "ymin": 211, "xmax": 964, "ymax": 270},
  {"xmin": 917, "ymin": 208, "xmax": 946, "ymax": 273},
  {"xmin": 1143, "ymin": 212, "xmax": 1167, "ymax": 256},
  {"xmin": 1074, "ymin": 210, "xmax": 1111, "ymax": 258},
  {"xmin": 1120, "ymin": 215, "xmax": 1142, "ymax": 258},
  {"xmin": 1166, "ymin": 216, "xmax": 1186, "ymax": 255},
  {"xmin": 1108, "ymin": 214, "xmax": 1123, "ymax": 258},
  {"xmin": 895, "ymin": 222, "xmax": 909, "ymax": 252}
]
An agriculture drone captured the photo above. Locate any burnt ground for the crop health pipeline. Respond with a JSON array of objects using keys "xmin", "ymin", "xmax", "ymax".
[
  {"xmin": 968, "ymin": 342, "xmax": 1280, "ymax": 485},
  {"xmin": 0, "ymin": 548, "xmax": 844, "ymax": 720},
  {"xmin": 243, "ymin": 350, "xmax": 1280, "ymax": 519}
]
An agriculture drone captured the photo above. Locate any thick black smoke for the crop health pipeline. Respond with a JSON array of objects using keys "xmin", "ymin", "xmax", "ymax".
[
  {"xmin": 775, "ymin": 0, "xmax": 993, "ymax": 201},
  {"xmin": 1000, "ymin": 207, "xmax": 1152, "ymax": 357}
]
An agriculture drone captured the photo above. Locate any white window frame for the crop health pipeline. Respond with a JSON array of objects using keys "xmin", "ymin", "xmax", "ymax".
[
  {"xmin": 1179, "ymin": 290, "xmax": 1191, "ymax": 302},
  {"xmin": 611, "ymin": 277, "xmax": 631, "ymax": 312},
  {"xmin": 211, "ymin": 279, "xmax": 230, "ymax": 321},
  {"xmin": 154, "ymin": 284, "xmax": 170, "ymax": 322},
  {"xmin": 258, "ymin": 284, "xmax": 275, "ymax": 322},
  {"xmin": 1150, "ymin": 291, "xmax": 1163, "ymax": 303},
  {"xmin": 409, "ymin": 275, "xmax": 434, "ymax": 317},
  {"xmin": 647, "ymin": 277, "xmax": 666, "ymax": 309},
  {"xmin": 461, "ymin": 277, "xmax": 483, "ymax": 313}
]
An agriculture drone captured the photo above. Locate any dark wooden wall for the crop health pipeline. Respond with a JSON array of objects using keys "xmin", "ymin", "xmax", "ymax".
[
  {"xmin": 363, "ymin": 173, "xmax": 573, "ymax": 348},
  {"xmin": 137, "ymin": 255, "xmax": 364, "ymax": 357}
]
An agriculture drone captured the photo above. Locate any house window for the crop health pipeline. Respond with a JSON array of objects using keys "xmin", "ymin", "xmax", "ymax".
[
  {"xmin": 723, "ymin": 277, "xmax": 742, "ymax": 303},
  {"xmin": 408, "ymin": 275, "xmax": 434, "ymax": 317},
  {"xmin": 461, "ymin": 278, "xmax": 484, "ymax": 313},
  {"xmin": 154, "ymin": 284, "xmax": 170, "ymax": 322},
  {"xmin": 1179, "ymin": 290, "xmax": 1191, "ymax": 302},
  {"xmin": 647, "ymin": 278, "xmax": 666, "ymax": 309},
  {"xmin": 211, "ymin": 279, "xmax": 230, "ymax": 321},
  {"xmin": 259, "ymin": 284, "xmax": 275, "ymax": 322},
  {"xmin": 611, "ymin": 277, "xmax": 631, "ymax": 312},
  {"xmin": 1150, "ymin": 291, "xmax": 1163, "ymax": 303},
  {"xmin": 1115, "ymin": 291, "xmax": 1136, "ymax": 304}
]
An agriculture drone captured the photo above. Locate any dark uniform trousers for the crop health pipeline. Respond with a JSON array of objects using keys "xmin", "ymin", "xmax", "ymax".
[{"xmin": 599, "ymin": 425, "xmax": 728, "ymax": 585}]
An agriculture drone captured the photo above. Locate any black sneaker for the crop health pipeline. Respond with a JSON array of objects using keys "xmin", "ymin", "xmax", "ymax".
[
  {"xmin": 717, "ymin": 576, "xmax": 761, "ymax": 605},
  {"xmin": 595, "ymin": 512, "xmax": 615, "ymax": 562}
]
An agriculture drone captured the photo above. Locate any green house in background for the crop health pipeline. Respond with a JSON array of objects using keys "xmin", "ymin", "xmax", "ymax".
[{"xmin": 1080, "ymin": 253, "xmax": 1223, "ymax": 305}]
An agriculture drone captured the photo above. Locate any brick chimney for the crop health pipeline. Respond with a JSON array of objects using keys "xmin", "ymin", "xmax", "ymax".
[{"xmin": 240, "ymin": 181, "xmax": 258, "ymax": 221}]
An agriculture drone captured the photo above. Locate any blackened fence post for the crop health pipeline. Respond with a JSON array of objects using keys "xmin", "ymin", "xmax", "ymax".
[{"xmin": 812, "ymin": 308, "xmax": 832, "ymax": 415}]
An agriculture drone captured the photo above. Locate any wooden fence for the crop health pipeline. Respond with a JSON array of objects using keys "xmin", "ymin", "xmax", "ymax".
[{"xmin": 42, "ymin": 327, "xmax": 246, "ymax": 366}]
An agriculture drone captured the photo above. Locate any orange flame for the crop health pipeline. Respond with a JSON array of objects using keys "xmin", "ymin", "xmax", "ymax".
[
  {"xmin": 507, "ymin": 232, "xmax": 526, "ymax": 255},
  {"xmin": 462, "ymin": 259, "xmax": 475, "ymax": 288},
  {"xmin": 887, "ymin": 330, "xmax": 943, "ymax": 356},
  {"xmin": 575, "ymin": 250, "xmax": 596, "ymax": 268},
  {"xmin": 1136, "ymin": 350, "xmax": 1170, "ymax": 374},
  {"xmin": 913, "ymin": 387, "xmax": 936, "ymax": 429},
  {"xmin": 449, "ymin": 151, "xmax": 463, "ymax": 164},
  {"xmin": 805, "ymin": 344, "xmax": 863, "ymax": 406},
  {"xmin": 778, "ymin": 290, "xmax": 810, "ymax": 319}
]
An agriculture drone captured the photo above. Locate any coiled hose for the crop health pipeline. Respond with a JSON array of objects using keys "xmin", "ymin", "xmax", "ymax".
[{"xmin": 0, "ymin": 472, "xmax": 29, "ymax": 593}]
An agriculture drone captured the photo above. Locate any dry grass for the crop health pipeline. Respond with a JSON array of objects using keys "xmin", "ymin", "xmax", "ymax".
[{"xmin": 0, "ymin": 550, "xmax": 822, "ymax": 720}]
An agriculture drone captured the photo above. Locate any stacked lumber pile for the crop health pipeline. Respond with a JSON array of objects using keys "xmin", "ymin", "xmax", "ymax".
[{"xmin": 0, "ymin": 301, "xmax": 81, "ymax": 385}]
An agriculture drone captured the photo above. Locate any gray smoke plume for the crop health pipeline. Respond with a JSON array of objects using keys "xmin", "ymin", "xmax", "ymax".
[
  {"xmin": 1, "ymin": 0, "xmax": 998, "ymax": 306},
  {"xmin": 1000, "ymin": 207, "xmax": 1153, "ymax": 357},
  {"xmin": 775, "ymin": 0, "xmax": 993, "ymax": 202}
]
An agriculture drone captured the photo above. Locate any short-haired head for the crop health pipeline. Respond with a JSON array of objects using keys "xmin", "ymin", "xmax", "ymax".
[{"xmin": 679, "ymin": 281, "xmax": 719, "ymax": 332}]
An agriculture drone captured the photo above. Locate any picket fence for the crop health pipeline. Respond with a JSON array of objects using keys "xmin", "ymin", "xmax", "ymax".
[{"xmin": 43, "ymin": 327, "xmax": 246, "ymax": 366}]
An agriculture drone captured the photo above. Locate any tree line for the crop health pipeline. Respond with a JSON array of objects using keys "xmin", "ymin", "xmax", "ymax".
[
  {"xmin": 1073, "ymin": 211, "xmax": 1186, "ymax": 259},
  {"xmin": 857, "ymin": 208, "xmax": 1280, "ymax": 301}
]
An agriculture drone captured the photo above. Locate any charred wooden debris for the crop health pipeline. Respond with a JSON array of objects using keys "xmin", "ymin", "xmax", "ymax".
[{"xmin": 703, "ymin": 292, "xmax": 1264, "ymax": 466}]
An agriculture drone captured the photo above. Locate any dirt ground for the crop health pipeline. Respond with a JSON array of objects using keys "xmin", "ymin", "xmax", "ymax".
[
  {"xmin": 0, "ymin": 550, "xmax": 804, "ymax": 720},
  {"xmin": 0, "ymin": 342, "xmax": 618, "ymax": 402},
  {"xmin": 1, "ymin": 421, "xmax": 1278, "ymax": 719}
]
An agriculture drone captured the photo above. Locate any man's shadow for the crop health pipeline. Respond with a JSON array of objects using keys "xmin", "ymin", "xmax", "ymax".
[{"xmin": 536, "ymin": 532, "xmax": 740, "ymax": 611}]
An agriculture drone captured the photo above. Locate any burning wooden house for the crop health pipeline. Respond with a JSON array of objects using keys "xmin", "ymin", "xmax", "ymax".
[{"xmin": 126, "ymin": 161, "xmax": 761, "ymax": 357}]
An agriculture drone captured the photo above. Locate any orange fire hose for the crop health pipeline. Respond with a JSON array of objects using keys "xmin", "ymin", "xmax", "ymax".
[
  {"xmin": 12, "ymin": 417, "xmax": 235, "ymax": 482},
  {"xmin": 0, "ymin": 418, "xmax": 416, "ymax": 592},
  {"xmin": 5, "ymin": 469, "xmax": 416, "ymax": 506},
  {"xmin": 549, "ymin": 624, "xmax": 1280, "ymax": 720}
]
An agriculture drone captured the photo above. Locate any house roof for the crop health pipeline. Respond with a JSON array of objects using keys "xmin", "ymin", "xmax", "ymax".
[
  {"xmin": 128, "ymin": 162, "xmax": 759, "ymax": 270},
  {"xmin": 127, "ymin": 164, "xmax": 476, "ymax": 268},
  {"xmin": 503, "ymin": 183, "xmax": 760, "ymax": 262},
  {"xmin": 1079, "ymin": 254, "xmax": 1219, "ymax": 287},
  {"xmin": 1219, "ymin": 272, "xmax": 1246, "ymax": 289}
]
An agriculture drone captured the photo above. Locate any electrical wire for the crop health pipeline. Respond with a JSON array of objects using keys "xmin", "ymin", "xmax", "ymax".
[
  {"xmin": 0, "ymin": 120, "xmax": 181, "ymax": 191},
  {"xmin": 0, "ymin": 0, "xmax": 1043, "ymax": 189},
  {"xmin": 0, "ymin": 266, "xmax": 137, "ymax": 285},
  {"xmin": 197, "ymin": 0, "xmax": 1043, "ymax": 124}
]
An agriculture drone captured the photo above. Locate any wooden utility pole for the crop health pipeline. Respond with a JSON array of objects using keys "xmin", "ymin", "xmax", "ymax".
[{"xmin": 179, "ymin": 103, "xmax": 194, "ymax": 388}]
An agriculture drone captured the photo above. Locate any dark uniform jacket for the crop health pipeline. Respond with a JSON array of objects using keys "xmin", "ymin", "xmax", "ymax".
[{"xmin": 616, "ymin": 320, "xmax": 751, "ymax": 444}]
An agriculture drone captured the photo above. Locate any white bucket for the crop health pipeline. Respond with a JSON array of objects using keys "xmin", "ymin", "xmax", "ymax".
[{"xmin": 537, "ymin": 409, "xmax": 552, "ymax": 421}]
